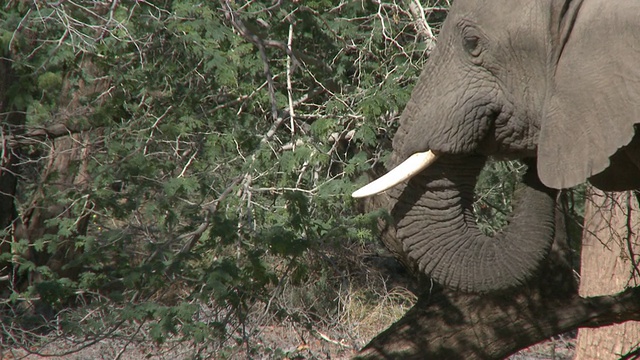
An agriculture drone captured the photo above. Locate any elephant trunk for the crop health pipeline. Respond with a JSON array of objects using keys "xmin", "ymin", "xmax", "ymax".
[{"xmin": 391, "ymin": 155, "xmax": 557, "ymax": 292}]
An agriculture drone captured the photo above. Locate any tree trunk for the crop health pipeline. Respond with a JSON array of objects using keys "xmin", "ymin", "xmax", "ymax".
[
  {"xmin": 358, "ymin": 193, "xmax": 640, "ymax": 359},
  {"xmin": 0, "ymin": 55, "xmax": 25, "ymax": 294},
  {"xmin": 1, "ymin": 51, "xmax": 106, "ymax": 292},
  {"xmin": 574, "ymin": 188, "xmax": 640, "ymax": 360}
]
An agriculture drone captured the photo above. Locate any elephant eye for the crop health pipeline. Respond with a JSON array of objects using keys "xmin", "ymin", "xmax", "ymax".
[{"xmin": 463, "ymin": 35, "xmax": 482, "ymax": 57}]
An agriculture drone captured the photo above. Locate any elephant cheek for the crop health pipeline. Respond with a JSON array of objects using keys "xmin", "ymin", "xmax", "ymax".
[{"xmin": 395, "ymin": 85, "xmax": 503, "ymax": 160}]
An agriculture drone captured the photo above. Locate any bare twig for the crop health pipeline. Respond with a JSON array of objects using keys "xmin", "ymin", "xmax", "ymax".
[
  {"xmin": 625, "ymin": 193, "xmax": 640, "ymax": 282},
  {"xmin": 311, "ymin": 329, "xmax": 352, "ymax": 349},
  {"xmin": 409, "ymin": 0, "xmax": 436, "ymax": 49},
  {"xmin": 179, "ymin": 176, "xmax": 244, "ymax": 254},
  {"xmin": 3, "ymin": 123, "xmax": 92, "ymax": 148},
  {"xmin": 287, "ymin": 23, "xmax": 295, "ymax": 138},
  {"xmin": 220, "ymin": 0, "xmax": 278, "ymax": 124}
]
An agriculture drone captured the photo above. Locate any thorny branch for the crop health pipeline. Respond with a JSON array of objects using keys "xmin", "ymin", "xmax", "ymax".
[
  {"xmin": 286, "ymin": 23, "xmax": 295, "ymax": 138},
  {"xmin": 408, "ymin": 0, "xmax": 436, "ymax": 51},
  {"xmin": 180, "ymin": 176, "xmax": 244, "ymax": 254},
  {"xmin": 626, "ymin": 192, "xmax": 640, "ymax": 281},
  {"xmin": 2, "ymin": 122, "xmax": 93, "ymax": 148},
  {"xmin": 220, "ymin": 0, "xmax": 279, "ymax": 125},
  {"xmin": 1, "ymin": 1, "xmax": 444, "ymax": 358}
]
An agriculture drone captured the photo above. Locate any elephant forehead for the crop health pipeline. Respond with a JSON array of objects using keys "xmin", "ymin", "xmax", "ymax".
[{"xmin": 451, "ymin": 0, "xmax": 542, "ymax": 25}]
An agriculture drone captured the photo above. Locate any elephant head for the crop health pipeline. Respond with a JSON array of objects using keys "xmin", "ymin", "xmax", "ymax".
[{"xmin": 354, "ymin": 0, "xmax": 640, "ymax": 292}]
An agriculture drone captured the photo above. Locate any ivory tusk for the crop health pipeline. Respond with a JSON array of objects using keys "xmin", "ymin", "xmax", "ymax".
[{"xmin": 352, "ymin": 150, "xmax": 439, "ymax": 198}]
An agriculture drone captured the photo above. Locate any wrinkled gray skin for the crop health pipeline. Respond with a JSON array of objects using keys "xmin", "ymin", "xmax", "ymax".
[{"xmin": 390, "ymin": 0, "xmax": 640, "ymax": 292}]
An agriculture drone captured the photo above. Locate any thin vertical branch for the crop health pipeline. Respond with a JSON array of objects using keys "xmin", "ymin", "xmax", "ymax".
[
  {"xmin": 286, "ymin": 23, "xmax": 295, "ymax": 138},
  {"xmin": 625, "ymin": 192, "xmax": 640, "ymax": 282}
]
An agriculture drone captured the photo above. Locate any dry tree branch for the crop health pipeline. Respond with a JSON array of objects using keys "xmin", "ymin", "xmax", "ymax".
[
  {"xmin": 620, "ymin": 344, "xmax": 640, "ymax": 360},
  {"xmin": 374, "ymin": 1, "xmax": 408, "ymax": 55},
  {"xmin": 278, "ymin": 129, "xmax": 355, "ymax": 152},
  {"xmin": 625, "ymin": 192, "xmax": 640, "ymax": 282},
  {"xmin": 3, "ymin": 123, "xmax": 93, "ymax": 148},
  {"xmin": 286, "ymin": 23, "xmax": 295, "ymax": 138},
  {"xmin": 179, "ymin": 176, "xmax": 244, "ymax": 253},
  {"xmin": 311, "ymin": 329, "xmax": 352, "ymax": 349},
  {"xmin": 220, "ymin": 0, "xmax": 278, "ymax": 124},
  {"xmin": 261, "ymin": 88, "xmax": 325, "ymax": 145},
  {"xmin": 408, "ymin": 0, "xmax": 436, "ymax": 46}
]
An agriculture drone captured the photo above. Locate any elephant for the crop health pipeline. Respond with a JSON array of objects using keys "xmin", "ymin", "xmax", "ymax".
[{"xmin": 353, "ymin": 0, "xmax": 640, "ymax": 292}]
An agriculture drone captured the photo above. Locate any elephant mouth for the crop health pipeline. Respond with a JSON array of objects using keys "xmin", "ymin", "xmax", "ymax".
[{"xmin": 352, "ymin": 150, "xmax": 440, "ymax": 198}]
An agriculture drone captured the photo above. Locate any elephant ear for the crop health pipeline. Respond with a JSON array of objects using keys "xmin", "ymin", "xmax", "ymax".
[{"xmin": 538, "ymin": 0, "xmax": 640, "ymax": 189}]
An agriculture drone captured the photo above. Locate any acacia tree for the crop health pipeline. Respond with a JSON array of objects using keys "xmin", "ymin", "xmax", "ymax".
[{"xmin": 0, "ymin": 0, "xmax": 442, "ymax": 357}]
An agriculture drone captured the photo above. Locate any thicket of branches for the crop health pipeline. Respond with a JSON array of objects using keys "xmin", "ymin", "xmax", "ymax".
[
  {"xmin": 1, "ymin": 1, "xmax": 596, "ymax": 358},
  {"xmin": 0, "ymin": 1, "xmax": 453, "ymax": 358}
]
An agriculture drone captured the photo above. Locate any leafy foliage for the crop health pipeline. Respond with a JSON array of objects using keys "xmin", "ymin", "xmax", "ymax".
[{"xmin": 0, "ymin": 0, "xmax": 449, "ymax": 357}]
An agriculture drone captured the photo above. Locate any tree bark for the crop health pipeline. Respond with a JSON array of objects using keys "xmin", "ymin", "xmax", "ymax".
[
  {"xmin": 575, "ymin": 188, "xmax": 640, "ymax": 360},
  {"xmin": 0, "ymin": 55, "xmax": 24, "ymax": 291},
  {"xmin": 1, "ymin": 51, "xmax": 107, "ymax": 291},
  {"xmin": 358, "ymin": 193, "xmax": 640, "ymax": 359}
]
